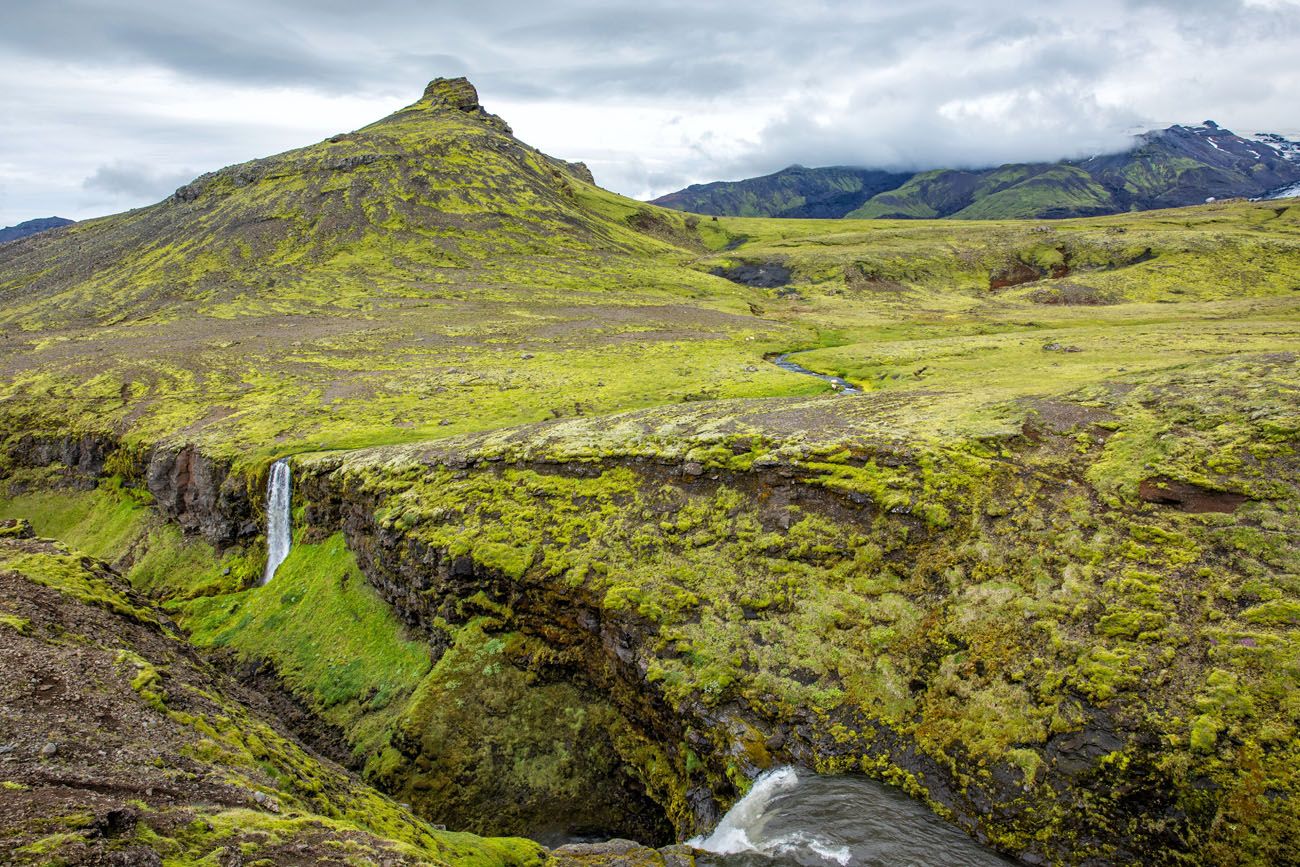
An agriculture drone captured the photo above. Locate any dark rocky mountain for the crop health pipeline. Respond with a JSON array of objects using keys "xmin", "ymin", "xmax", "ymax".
[
  {"xmin": 652, "ymin": 123, "xmax": 1300, "ymax": 220},
  {"xmin": 0, "ymin": 216, "xmax": 73, "ymax": 244}
]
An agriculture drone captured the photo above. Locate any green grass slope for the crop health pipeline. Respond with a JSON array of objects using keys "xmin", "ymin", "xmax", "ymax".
[
  {"xmin": 848, "ymin": 164, "xmax": 1116, "ymax": 220},
  {"xmin": 0, "ymin": 531, "xmax": 544, "ymax": 866},
  {"xmin": 650, "ymin": 165, "xmax": 913, "ymax": 218}
]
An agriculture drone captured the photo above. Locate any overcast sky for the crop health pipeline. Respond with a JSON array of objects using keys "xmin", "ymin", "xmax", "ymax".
[{"xmin": 2, "ymin": 0, "xmax": 1298, "ymax": 225}]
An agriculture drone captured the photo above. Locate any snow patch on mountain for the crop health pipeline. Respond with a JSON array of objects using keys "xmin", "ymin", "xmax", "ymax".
[
  {"xmin": 1252, "ymin": 132, "xmax": 1300, "ymax": 163},
  {"xmin": 1269, "ymin": 182, "xmax": 1300, "ymax": 200}
]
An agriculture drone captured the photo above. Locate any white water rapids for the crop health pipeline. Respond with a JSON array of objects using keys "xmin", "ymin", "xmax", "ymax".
[
  {"xmin": 688, "ymin": 767, "xmax": 1011, "ymax": 867},
  {"xmin": 261, "ymin": 459, "xmax": 292, "ymax": 585}
]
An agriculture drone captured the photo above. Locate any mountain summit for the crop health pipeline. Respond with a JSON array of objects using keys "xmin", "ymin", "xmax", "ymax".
[
  {"xmin": 653, "ymin": 122, "xmax": 1300, "ymax": 220},
  {"xmin": 0, "ymin": 78, "xmax": 620, "ymax": 330}
]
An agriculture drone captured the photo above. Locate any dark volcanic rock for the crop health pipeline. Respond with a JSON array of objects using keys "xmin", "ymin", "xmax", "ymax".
[
  {"xmin": 145, "ymin": 445, "xmax": 256, "ymax": 547},
  {"xmin": 566, "ymin": 160, "xmax": 596, "ymax": 185},
  {"xmin": 989, "ymin": 261, "xmax": 1042, "ymax": 290},
  {"xmin": 1139, "ymin": 477, "xmax": 1247, "ymax": 513}
]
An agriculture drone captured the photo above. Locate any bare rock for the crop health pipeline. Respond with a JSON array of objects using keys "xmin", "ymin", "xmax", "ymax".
[{"xmin": 423, "ymin": 77, "xmax": 481, "ymax": 112}]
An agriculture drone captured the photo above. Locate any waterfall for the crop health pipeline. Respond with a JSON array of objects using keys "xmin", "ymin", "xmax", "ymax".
[
  {"xmin": 688, "ymin": 767, "xmax": 826, "ymax": 857},
  {"xmin": 262, "ymin": 459, "xmax": 292, "ymax": 585}
]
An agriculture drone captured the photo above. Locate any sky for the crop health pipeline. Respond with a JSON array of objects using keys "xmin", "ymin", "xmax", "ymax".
[{"xmin": 2, "ymin": 0, "xmax": 1299, "ymax": 225}]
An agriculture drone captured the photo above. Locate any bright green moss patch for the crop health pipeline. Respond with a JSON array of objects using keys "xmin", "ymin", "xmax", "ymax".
[
  {"xmin": 180, "ymin": 534, "xmax": 432, "ymax": 757},
  {"xmin": 0, "ymin": 612, "xmax": 29, "ymax": 633},
  {"xmin": 124, "ymin": 805, "xmax": 544, "ymax": 867},
  {"xmin": 1242, "ymin": 599, "xmax": 1300, "ymax": 627},
  {"xmin": 125, "ymin": 520, "xmax": 251, "ymax": 600},
  {"xmin": 0, "ymin": 477, "xmax": 151, "ymax": 563}
]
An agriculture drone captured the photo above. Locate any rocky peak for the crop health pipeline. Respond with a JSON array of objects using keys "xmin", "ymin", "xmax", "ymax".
[
  {"xmin": 413, "ymin": 76, "xmax": 512, "ymax": 134},
  {"xmin": 422, "ymin": 77, "xmax": 481, "ymax": 112}
]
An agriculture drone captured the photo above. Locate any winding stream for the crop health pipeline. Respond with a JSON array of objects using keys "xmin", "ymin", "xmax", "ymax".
[
  {"xmin": 770, "ymin": 353, "xmax": 860, "ymax": 394},
  {"xmin": 691, "ymin": 768, "xmax": 1011, "ymax": 867}
]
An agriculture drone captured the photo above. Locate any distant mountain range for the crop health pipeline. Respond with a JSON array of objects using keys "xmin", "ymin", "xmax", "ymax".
[
  {"xmin": 0, "ymin": 216, "xmax": 74, "ymax": 244},
  {"xmin": 652, "ymin": 122, "xmax": 1300, "ymax": 220}
]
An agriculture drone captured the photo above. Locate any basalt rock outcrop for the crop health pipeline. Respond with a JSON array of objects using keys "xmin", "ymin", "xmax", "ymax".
[{"xmin": 7, "ymin": 434, "xmax": 256, "ymax": 548}]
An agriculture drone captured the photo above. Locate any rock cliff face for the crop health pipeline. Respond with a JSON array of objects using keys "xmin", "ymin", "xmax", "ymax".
[
  {"xmin": 283, "ymin": 452, "xmax": 1084, "ymax": 858},
  {"xmin": 142, "ymin": 445, "xmax": 256, "ymax": 546},
  {"xmin": 8, "ymin": 435, "xmax": 255, "ymax": 547}
]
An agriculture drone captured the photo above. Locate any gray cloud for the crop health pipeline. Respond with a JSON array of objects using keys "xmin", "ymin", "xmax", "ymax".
[
  {"xmin": 82, "ymin": 161, "xmax": 197, "ymax": 200},
  {"xmin": 3, "ymin": 0, "xmax": 1299, "ymax": 224}
]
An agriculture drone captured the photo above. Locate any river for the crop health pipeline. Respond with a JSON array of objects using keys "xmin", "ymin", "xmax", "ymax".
[
  {"xmin": 691, "ymin": 767, "xmax": 1012, "ymax": 867},
  {"xmin": 769, "ymin": 353, "xmax": 860, "ymax": 394}
]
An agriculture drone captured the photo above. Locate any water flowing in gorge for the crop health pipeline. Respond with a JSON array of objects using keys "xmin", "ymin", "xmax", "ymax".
[
  {"xmin": 690, "ymin": 767, "xmax": 1010, "ymax": 866},
  {"xmin": 262, "ymin": 459, "xmax": 292, "ymax": 585}
]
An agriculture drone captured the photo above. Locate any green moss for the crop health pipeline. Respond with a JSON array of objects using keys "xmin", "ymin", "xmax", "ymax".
[
  {"xmin": 180, "ymin": 534, "xmax": 432, "ymax": 758},
  {"xmin": 0, "ymin": 612, "xmax": 30, "ymax": 633},
  {"xmin": 1242, "ymin": 599, "xmax": 1300, "ymax": 627},
  {"xmin": 115, "ymin": 649, "xmax": 168, "ymax": 711},
  {"xmin": 0, "ymin": 476, "xmax": 151, "ymax": 562},
  {"xmin": 15, "ymin": 831, "xmax": 85, "ymax": 857},
  {"xmin": 0, "ymin": 543, "xmax": 159, "ymax": 626}
]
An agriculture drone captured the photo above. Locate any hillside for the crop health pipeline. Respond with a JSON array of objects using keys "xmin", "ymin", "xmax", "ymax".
[
  {"xmin": 652, "ymin": 122, "xmax": 1300, "ymax": 220},
  {"xmin": 0, "ymin": 523, "xmax": 545, "ymax": 866},
  {"xmin": 649, "ymin": 165, "xmax": 911, "ymax": 218},
  {"xmin": 2, "ymin": 78, "xmax": 1299, "ymax": 866}
]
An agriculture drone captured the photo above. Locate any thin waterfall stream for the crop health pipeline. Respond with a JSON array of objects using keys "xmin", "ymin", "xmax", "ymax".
[{"xmin": 262, "ymin": 459, "xmax": 292, "ymax": 585}]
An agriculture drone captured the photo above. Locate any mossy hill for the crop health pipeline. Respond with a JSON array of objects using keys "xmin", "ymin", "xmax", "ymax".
[
  {"xmin": 651, "ymin": 166, "xmax": 912, "ymax": 218},
  {"xmin": 653, "ymin": 122, "xmax": 1300, "ymax": 220},
  {"xmin": 1, "ymin": 78, "xmax": 1299, "ymax": 865}
]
